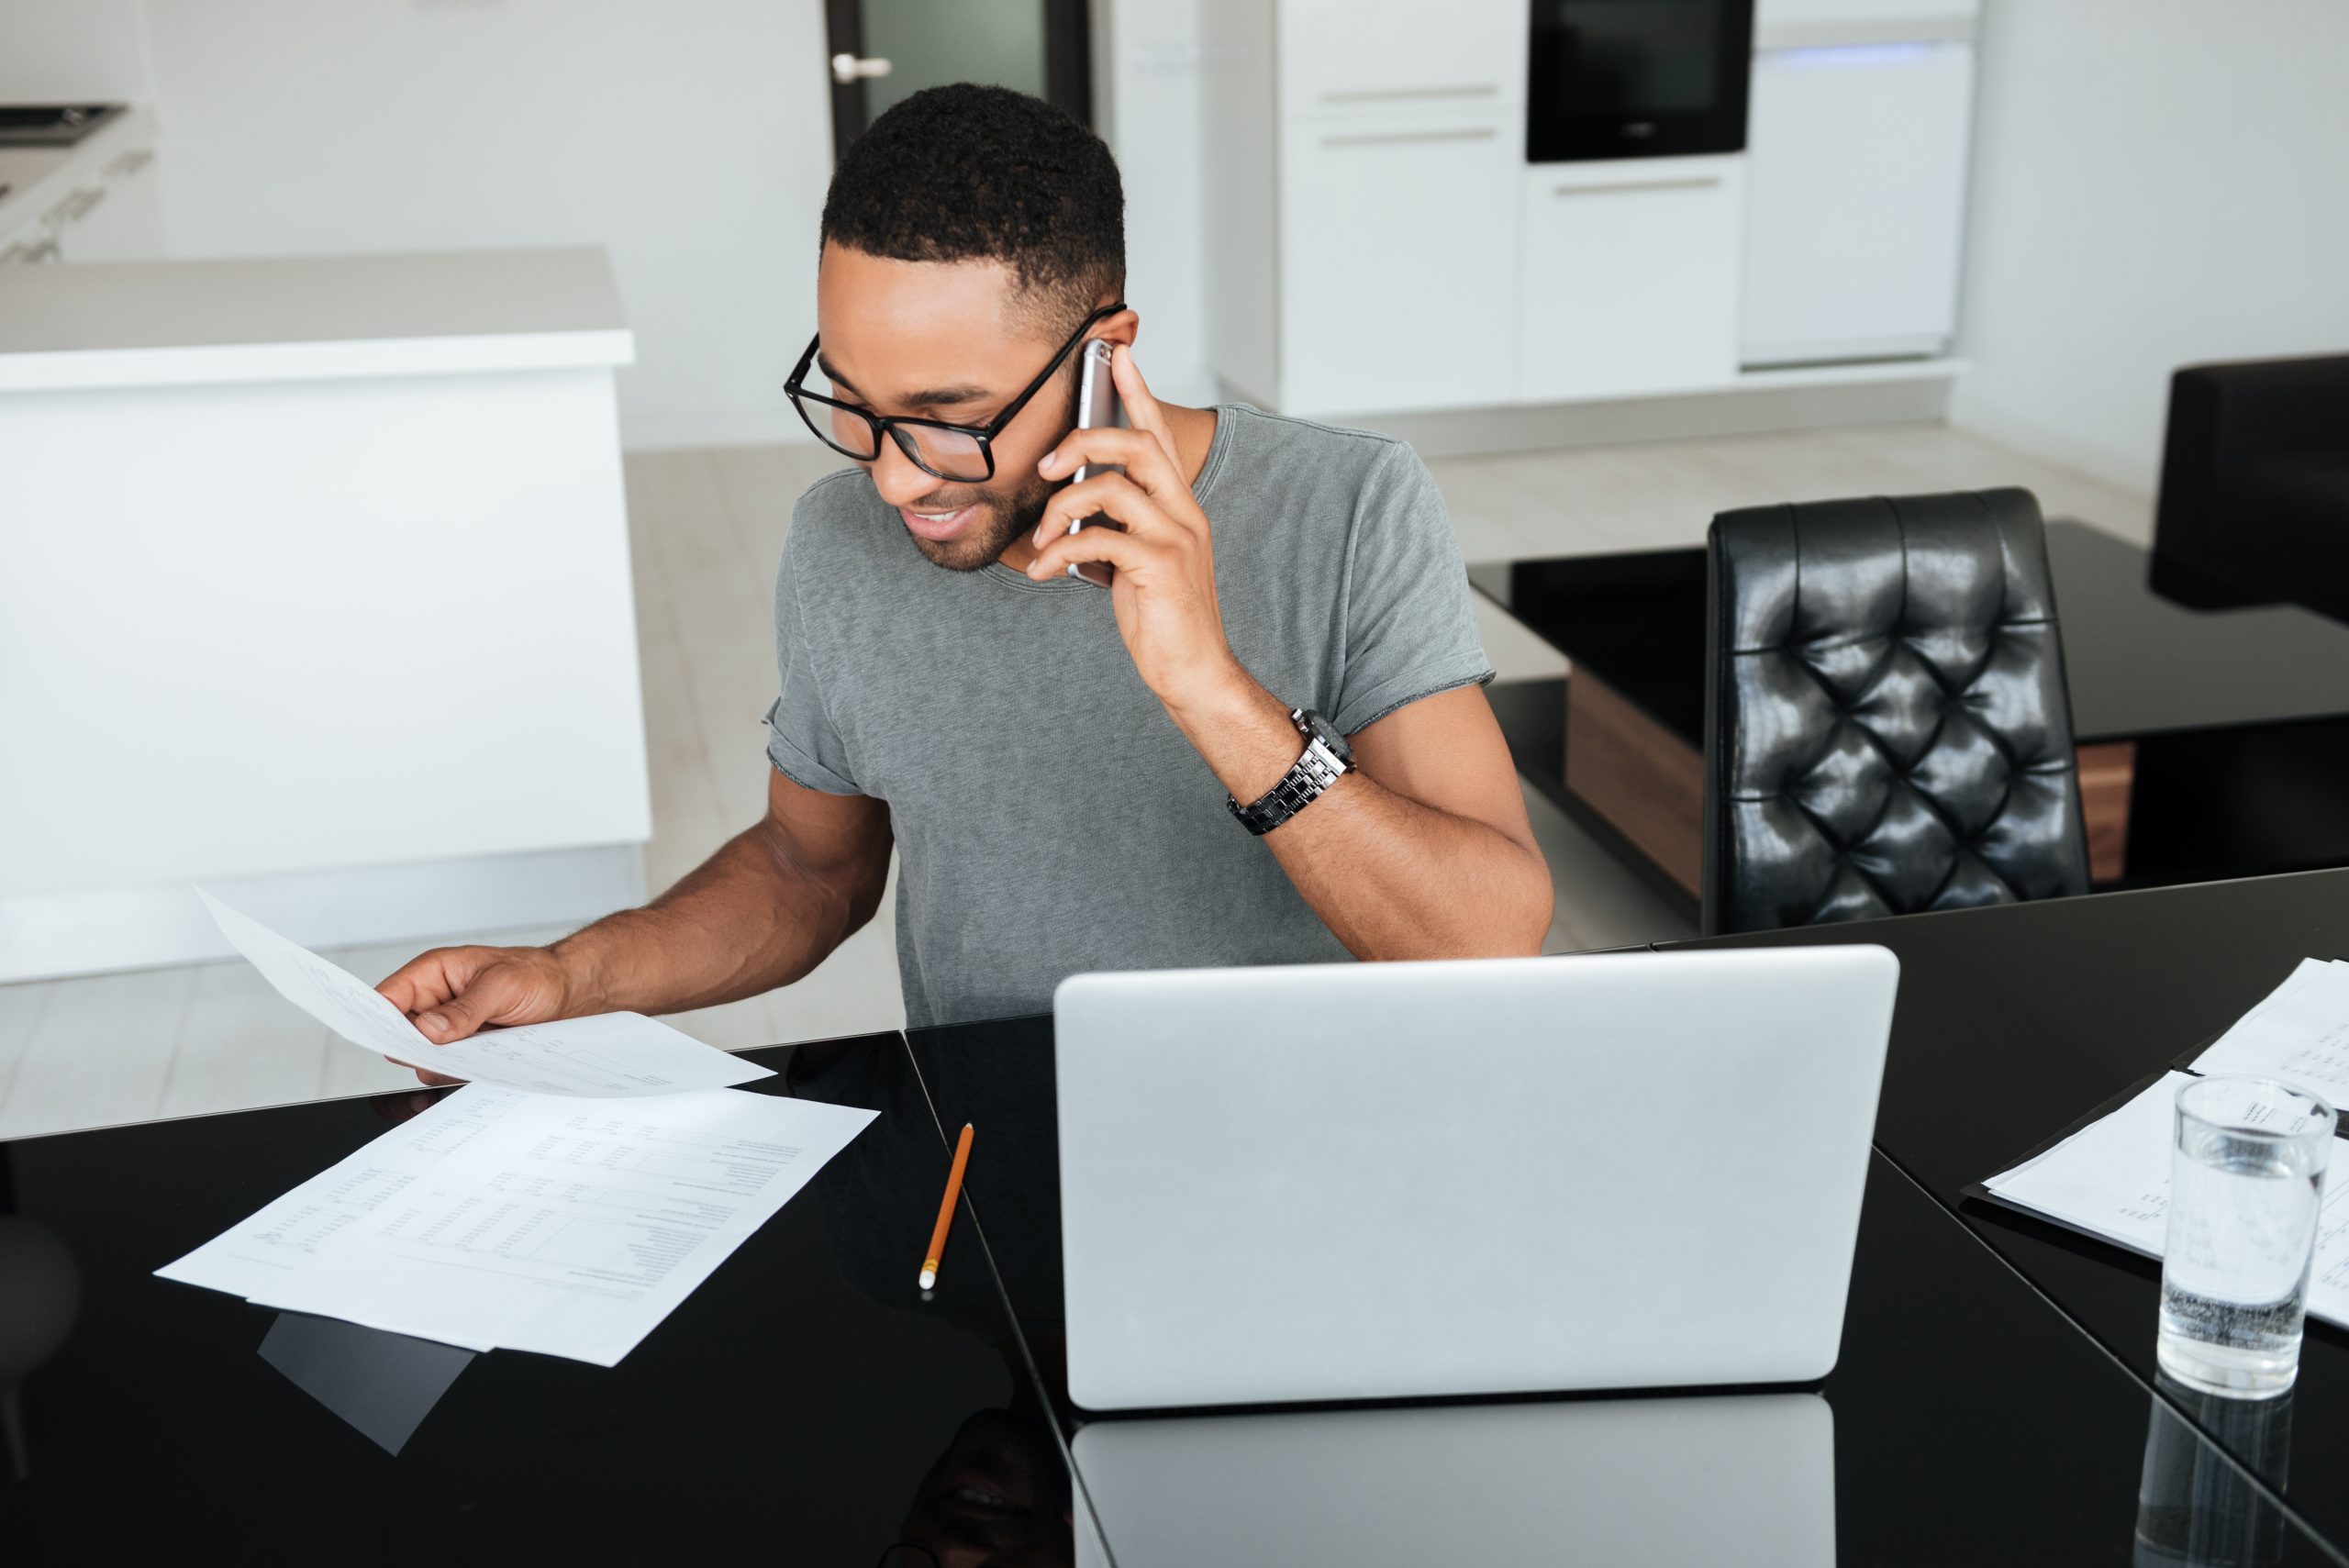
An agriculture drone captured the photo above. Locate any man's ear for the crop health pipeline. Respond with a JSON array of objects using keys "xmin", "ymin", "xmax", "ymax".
[{"xmin": 1092, "ymin": 306, "xmax": 1141, "ymax": 349}]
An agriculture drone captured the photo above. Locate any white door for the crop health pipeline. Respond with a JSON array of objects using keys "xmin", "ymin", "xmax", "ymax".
[
  {"xmin": 1277, "ymin": 111, "xmax": 1523, "ymax": 417},
  {"xmin": 1518, "ymin": 156, "xmax": 1744, "ymax": 403}
]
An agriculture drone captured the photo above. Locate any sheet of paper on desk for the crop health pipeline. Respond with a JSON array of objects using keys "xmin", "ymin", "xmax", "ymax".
[
  {"xmin": 1983, "ymin": 1069, "xmax": 2349, "ymax": 1331},
  {"xmin": 195, "ymin": 887, "xmax": 772, "ymax": 1096},
  {"xmin": 236, "ymin": 1087, "xmax": 875, "ymax": 1365},
  {"xmin": 155, "ymin": 1084, "xmax": 518, "ymax": 1349},
  {"xmin": 2189, "ymin": 958, "xmax": 2349, "ymax": 1106}
]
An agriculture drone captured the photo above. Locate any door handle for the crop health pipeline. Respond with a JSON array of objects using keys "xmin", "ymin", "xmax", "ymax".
[{"xmin": 830, "ymin": 53, "xmax": 894, "ymax": 85}]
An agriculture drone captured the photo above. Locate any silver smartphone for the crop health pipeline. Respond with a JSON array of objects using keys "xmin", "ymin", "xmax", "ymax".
[{"xmin": 1065, "ymin": 338, "xmax": 1121, "ymax": 588}]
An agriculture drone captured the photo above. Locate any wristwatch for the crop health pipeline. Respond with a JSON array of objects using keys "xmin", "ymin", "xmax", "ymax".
[{"xmin": 1228, "ymin": 707, "xmax": 1354, "ymax": 836}]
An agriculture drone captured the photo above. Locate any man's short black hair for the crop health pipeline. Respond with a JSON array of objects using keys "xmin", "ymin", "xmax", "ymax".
[{"xmin": 820, "ymin": 83, "xmax": 1125, "ymax": 337}]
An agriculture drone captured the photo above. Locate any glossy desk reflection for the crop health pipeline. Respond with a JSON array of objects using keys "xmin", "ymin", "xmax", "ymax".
[
  {"xmin": 1683, "ymin": 865, "xmax": 2349, "ymax": 1545},
  {"xmin": 6, "ymin": 982, "xmax": 2345, "ymax": 1564},
  {"xmin": 906, "ymin": 1017, "xmax": 2336, "ymax": 1567},
  {"xmin": 0, "ymin": 1033, "xmax": 1073, "ymax": 1564}
]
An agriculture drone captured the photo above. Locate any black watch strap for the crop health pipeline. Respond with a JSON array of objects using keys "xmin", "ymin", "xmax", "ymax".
[{"xmin": 1228, "ymin": 708, "xmax": 1353, "ymax": 836}]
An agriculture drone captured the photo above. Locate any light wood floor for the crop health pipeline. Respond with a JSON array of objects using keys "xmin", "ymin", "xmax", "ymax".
[{"xmin": 0, "ymin": 420, "xmax": 2152, "ymax": 1140}]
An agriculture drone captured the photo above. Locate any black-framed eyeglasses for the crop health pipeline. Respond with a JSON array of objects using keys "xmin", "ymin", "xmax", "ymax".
[{"xmin": 785, "ymin": 301, "xmax": 1126, "ymax": 484}]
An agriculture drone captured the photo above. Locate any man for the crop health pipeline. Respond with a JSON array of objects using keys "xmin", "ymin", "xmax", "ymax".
[{"xmin": 380, "ymin": 84, "xmax": 1551, "ymax": 1064}]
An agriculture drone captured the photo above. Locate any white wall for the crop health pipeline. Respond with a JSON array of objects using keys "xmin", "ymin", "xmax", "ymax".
[
  {"xmin": 137, "ymin": 0, "xmax": 836, "ymax": 449},
  {"xmin": 6, "ymin": 0, "xmax": 1209, "ymax": 441},
  {"xmin": 1096, "ymin": 0, "xmax": 1213, "ymax": 403},
  {"xmin": 1953, "ymin": 0, "xmax": 2349, "ymax": 495},
  {"xmin": 0, "ymin": 0, "xmax": 153, "ymax": 100}
]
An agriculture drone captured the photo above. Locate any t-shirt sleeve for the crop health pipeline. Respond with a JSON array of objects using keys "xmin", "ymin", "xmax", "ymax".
[
  {"xmin": 1329, "ymin": 440, "xmax": 1497, "ymax": 737},
  {"xmin": 763, "ymin": 539, "xmax": 863, "ymax": 795}
]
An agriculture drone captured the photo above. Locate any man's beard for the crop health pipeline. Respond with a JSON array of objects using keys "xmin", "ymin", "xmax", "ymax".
[{"xmin": 904, "ymin": 464, "xmax": 1055, "ymax": 573}]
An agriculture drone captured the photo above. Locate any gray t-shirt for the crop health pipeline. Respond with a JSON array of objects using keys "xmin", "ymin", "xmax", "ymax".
[{"xmin": 763, "ymin": 403, "xmax": 1494, "ymax": 1029}]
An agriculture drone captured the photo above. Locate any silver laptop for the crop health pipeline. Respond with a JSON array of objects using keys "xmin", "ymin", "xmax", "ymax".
[
  {"xmin": 1072, "ymin": 1393, "xmax": 1834, "ymax": 1568},
  {"xmin": 1053, "ymin": 946, "xmax": 1898, "ymax": 1410}
]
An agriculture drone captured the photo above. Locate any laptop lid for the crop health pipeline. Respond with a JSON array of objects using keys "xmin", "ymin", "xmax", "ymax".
[{"xmin": 1054, "ymin": 946, "xmax": 1898, "ymax": 1410}]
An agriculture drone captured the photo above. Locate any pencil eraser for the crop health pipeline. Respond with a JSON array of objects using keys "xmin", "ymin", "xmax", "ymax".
[{"xmin": 918, "ymin": 1268, "xmax": 936, "ymax": 1290}]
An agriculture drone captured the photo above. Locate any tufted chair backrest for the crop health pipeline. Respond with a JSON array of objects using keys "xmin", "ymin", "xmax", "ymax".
[{"xmin": 1701, "ymin": 489, "xmax": 2090, "ymax": 936}]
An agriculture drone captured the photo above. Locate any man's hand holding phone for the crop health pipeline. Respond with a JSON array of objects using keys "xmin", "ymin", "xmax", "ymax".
[{"xmin": 1025, "ymin": 345, "xmax": 1249, "ymax": 723}]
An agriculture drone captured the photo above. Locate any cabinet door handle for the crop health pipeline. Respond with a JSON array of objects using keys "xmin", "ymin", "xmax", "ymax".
[
  {"xmin": 1320, "ymin": 127, "xmax": 1498, "ymax": 147},
  {"xmin": 1320, "ymin": 84, "xmax": 1498, "ymax": 103},
  {"xmin": 1552, "ymin": 175, "xmax": 1723, "ymax": 196}
]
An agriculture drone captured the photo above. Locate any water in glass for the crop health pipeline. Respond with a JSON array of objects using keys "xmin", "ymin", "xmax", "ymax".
[{"xmin": 2157, "ymin": 1076, "xmax": 2332, "ymax": 1399}]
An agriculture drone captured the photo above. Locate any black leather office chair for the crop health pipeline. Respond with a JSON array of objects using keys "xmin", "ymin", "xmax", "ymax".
[
  {"xmin": 1701, "ymin": 489, "xmax": 2090, "ymax": 936},
  {"xmin": 2153, "ymin": 353, "xmax": 2349, "ymax": 624}
]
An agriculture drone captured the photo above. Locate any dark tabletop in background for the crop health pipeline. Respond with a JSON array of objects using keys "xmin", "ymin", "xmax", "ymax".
[{"xmin": 1469, "ymin": 520, "xmax": 2349, "ymax": 744}]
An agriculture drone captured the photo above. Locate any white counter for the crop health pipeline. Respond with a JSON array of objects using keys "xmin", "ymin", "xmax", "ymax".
[
  {"xmin": 0, "ymin": 246, "xmax": 634, "ymax": 388},
  {"xmin": 0, "ymin": 247, "xmax": 651, "ymax": 980}
]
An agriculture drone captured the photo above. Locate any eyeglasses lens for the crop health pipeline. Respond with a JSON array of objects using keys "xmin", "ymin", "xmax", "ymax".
[{"xmin": 893, "ymin": 422, "xmax": 989, "ymax": 482}]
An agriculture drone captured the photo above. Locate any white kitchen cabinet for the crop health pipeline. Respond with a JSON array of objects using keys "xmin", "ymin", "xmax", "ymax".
[
  {"xmin": 1741, "ymin": 41, "xmax": 1974, "ymax": 365},
  {"xmin": 1204, "ymin": 0, "xmax": 1529, "ymax": 417},
  {"xmin": 1519, "ymin": 157, "xmax": 1744, "ymax": 403},
  {"xmin": 1276, "ymin": 0, "xmax": 1527, "ymax": 111},
  {"xmin": 1754, "ymin": 0, "xmax": 1978, "ymax": 49},
  {"xmin": 1277, "ymin": 112, "xmax": 1522, "ymax": 415}
]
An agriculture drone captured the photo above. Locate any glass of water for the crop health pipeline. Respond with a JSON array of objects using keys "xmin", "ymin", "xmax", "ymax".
[{"xmin": 2158, "ymin": 1075, "xmax": 2334, "ymax": 1399}]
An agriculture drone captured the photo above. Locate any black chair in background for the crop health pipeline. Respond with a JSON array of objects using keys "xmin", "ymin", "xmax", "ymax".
[
  {"xmin": 1701, "ymin": 489, "xmax": 2091, "ymax": 936},
  {"xmin": 2154, "ymin": 352, "xmax": 2349, "ymax": 624}
]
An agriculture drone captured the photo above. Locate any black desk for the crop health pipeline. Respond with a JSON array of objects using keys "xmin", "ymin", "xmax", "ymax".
[
  {"xmin": 10, "ymin": 884, "xmax": 2349, "ymax": 1562},
  {"xmin": 1470, "ymin": 521, "xmax": 2349, "ymax": 904},
  {"xmin": 1683, "ymin": 865, "xmax": 2349, "ymax": 1546},
  {"xmin": 0, "ymin": 1032, "xmax": 1086, "ymax": 1564},
  {"xmin": 907, "ymin": 1019, "xmax": 2336, "ymax": 1566}
]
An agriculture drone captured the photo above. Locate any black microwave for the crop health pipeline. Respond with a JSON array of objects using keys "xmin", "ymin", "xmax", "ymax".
[{"xmin": 1527, "ymin": 0, "xmax": 1754, "ymax": 162}]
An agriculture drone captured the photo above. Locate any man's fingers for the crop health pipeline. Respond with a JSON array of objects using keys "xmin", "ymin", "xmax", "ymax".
[
  {"xmin": 1027, "ymin": 522, "xmax": 1155, "ymax": 582},
  {"xmin": 412, "ymin": 963, "xmax": 532, "ymax": 1042},
  {"xmin": 1108, "ymin": 344, "xmax": 1170, "ymax": 444},
  {"xmin": 414, "ymin": 991, "xmax": 485, "ymax": 1043},
  {"xmin": 1031, "ymin": 473, "xmax": 1179, "ymax": 547},
  {"xmin": 1041, "ymin": 427, "xmax": 1180, "ymax": 498},
  {"xmin": 375, "ymin": 948, "xmax": 464, "ymax": 1015}
]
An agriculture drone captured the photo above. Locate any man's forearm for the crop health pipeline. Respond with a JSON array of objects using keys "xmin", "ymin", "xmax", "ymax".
[
  {"xmin": 1164, "ymin": 671, "xmax": 1553, "ymax": 960},
  {"xmin": 550, "ymin": 825, "xmax": 878, "ymax": 1018}
]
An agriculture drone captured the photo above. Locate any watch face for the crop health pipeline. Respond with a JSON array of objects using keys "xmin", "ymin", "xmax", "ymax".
[{"xmin": 1302, "ymin": 709, "xmax": 1352, "ymax": 762}]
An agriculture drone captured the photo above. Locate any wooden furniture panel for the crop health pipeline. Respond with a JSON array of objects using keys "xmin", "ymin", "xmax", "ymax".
[
  {"xmin": 1565, "ymin": 670, "xmax": 1704, "ymax": 898},
  {"xmin": 1565, "ymin": 669, "xmax": 2137, "ymax": 903},
  {"xmin": 2076, "ymin": 740, "xmax": 2136, "ymax": 885}
]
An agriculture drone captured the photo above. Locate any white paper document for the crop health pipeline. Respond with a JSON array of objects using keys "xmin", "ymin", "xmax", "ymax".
[
  {"xmin": 158, "ymin": 1085, "xmax": 518, "ymax": 1350},
  {"xmin": 161, "ymin": 1084, "xmax": 876, "ymax": 1364},
  {"xmin": 2189, "ymin": 958, "xmax": 2349, "ymax": 1108},
  {"xmin": 195, "ymin": 887, "xmax": 772, "ymax": 1097},
  {"xmin": 1983, "ymin": 1069, "xmax": 2349, "ymax": 1330}
]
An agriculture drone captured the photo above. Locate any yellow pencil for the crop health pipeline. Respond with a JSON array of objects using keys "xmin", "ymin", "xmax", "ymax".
[{"xmin": 919, "ymin": 1122, "xmax": 975, "ymax": 1291}]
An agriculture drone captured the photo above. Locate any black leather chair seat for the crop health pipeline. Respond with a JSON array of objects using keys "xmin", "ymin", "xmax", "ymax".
[{"xmin": 1703, "ymin": 489, "xmax": 2090, "ymax": 935}]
